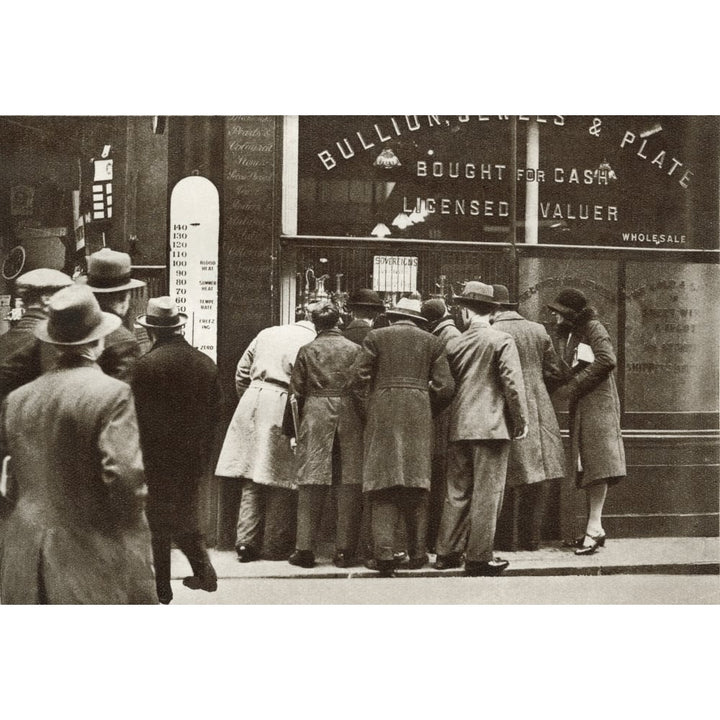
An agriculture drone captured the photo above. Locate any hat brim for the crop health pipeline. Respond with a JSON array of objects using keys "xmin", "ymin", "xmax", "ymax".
[
  {"xmin": 385, "ymin": 309, "xmax": 428, "ymax": 325},
  {"xmin": 34, "ymin": 312, "xmax": 121, "ymax": 346},
  {"xmin": 135, "ymin": 313, "xmax": 188, "ymax": 329},
  {"xmin": 348, "ymin": 302, "xmax": 385, "ymax": 309},
  {"xmin": 546, "ymin": 301, "xmax": 575, "ymax": 318},
  {"xmin": 452, "ymin": 294, "xmax": 499, "ymax": 308},
  {"xmin": 77, "ymin": 276, "xmax": 146, "ymax": 293}
]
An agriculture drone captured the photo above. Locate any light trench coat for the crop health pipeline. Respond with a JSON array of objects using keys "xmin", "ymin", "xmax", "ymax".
[{"xmin": 215, "ymin": 321, "xmax": 315, "ymax": 488}]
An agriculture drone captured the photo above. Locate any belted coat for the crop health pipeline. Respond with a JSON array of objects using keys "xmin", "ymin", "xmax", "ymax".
[
  {"xmin": 491, "ymin": 309, "xmax": 565, "ymax": 485},
  {"xmin": 215, "ymin": 321, "xmax": 316, "ymax": 488},
  {"xmin": 350, "ymin": 320, "xmax": 455, "ymax": 492},
  {"xmin": 289, "ymin": 328, "xmax": 364, "ymax": 486},
  {"xmin": 558, "ymin": 307, "xmax": 626, "ymax": 487},
  {"xmin": 0, "ymin": 357, "xmax": 157, "ymax": 604}
]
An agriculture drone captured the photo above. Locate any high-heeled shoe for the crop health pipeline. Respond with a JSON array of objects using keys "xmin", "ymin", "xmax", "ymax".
[
  {"xmin": 563, "ymin": 533, "xmax": 606, "ymax": 549},
  {"xmin": 573, "ymin": 534, "xmax": 605, "ymax": 556}
]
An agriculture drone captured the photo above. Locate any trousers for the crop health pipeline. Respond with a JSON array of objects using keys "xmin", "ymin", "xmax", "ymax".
[
  {"xmin": 235, "ymin": 478, "xmax": 297, "ymax": 559},
  {"xmin": 436, "ymin": 440, "xmax": 510, "ymax": 563},
  {"xmin": 151, "ymin": 530, "xmax": 216, "ymax": 604},
  {"xmin": 370, "ymin": 487, "xmax": 428, "ymax": 563},
  {"xmin": 295, "ymin": 484, "xmax": 362, "ymax": 553}
]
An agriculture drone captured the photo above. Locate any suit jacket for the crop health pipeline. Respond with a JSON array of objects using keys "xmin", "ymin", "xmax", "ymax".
[
  {"xmin": 0, "ymin": 356, "xmax": 156, "ymax": 604},
  {"xmin": 351, "ymin": 321, "xmax": 455, "ymax": 491},
  {"xmin": 130, "ymin": 335, "xmax": 222, "ymax": 531},
  {"xmin": 446, "ymin": 317, "xmax": 528, "ymax": 441},
  {"xmin": 491, "ymin": 310, "xmax": 565, "ymax": 484}
]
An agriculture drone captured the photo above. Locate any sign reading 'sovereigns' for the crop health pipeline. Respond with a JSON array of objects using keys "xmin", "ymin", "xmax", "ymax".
[{"xmin": 296, "ymin": 116, "xmax": 718, "ymax": 249}]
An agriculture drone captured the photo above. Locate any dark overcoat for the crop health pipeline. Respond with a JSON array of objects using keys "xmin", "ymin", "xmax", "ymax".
[
  {"xmin": 343, "ymin": 318, "xmax": 373, "ymax": 346},
  {"xmin": 130, "ymin": 335, "xmax": 221, "ymax": 532},
  {"xmin": 491, "ymin": 309, "xmax": 565, "ymax": 485},
  {"xmin": 429, "ymin": 317, "xmax": 461, "ymax": 460},
  {"xmin": 350, "ymin": 320, "xmax": 455, "ymax": 492},
  {"xmin": 290, "ymin": 328, "xmax": 364, "ymax": 486},
  {"xmin": 0, "ymin": 357, "xmax": 157, "ymax": 604},
  {"xmin": 558, "ymin": 307, "xmax": 626, "ymax": 486}
]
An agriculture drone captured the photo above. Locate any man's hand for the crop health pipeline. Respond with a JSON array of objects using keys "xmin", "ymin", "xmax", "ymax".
[{"xmin": 514, "ymin": 423, "xmax": 529, "ymax": 440}]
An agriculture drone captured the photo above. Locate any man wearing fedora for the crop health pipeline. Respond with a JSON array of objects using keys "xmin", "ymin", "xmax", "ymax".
[
  {"xmin": 0, "ymin": 268, "xmax": 73, "ymax": 401},
  {"xmin": 0, "ymin": 284, "xmax": 157, "ymax": 603},
  {"xmin": 350, "ymin": 297, "xmax": 455, "ymax": 575},
  {"xmin": 435, "ymin": 282, "xmax": 528, "ymax": 577},
  {"xmin": 490, "ymin": 285, "xmax": 565, "ymax": 552},
  {"xmin": 78, "ymin": 247, "xmax": 146, "ymax": 382},
  {"xmin": 131, "ymin": 297, "xmax": 221, "ymax": 604},
  {"xmin": 343, "ymin": 288, "xmax": 386, "ymax": 345}
]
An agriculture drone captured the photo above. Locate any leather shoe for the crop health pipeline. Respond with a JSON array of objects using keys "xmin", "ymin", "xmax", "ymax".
[
  {"xmin": 288, "ymin": 549, "xmax": 315, "ymax": 568},
  {"xmin": 564, "ymin": 533, "xmax": 606, "ymax": 549},
  {"xmin": 182, "ymin": 575, "xmax": 218, "ymax": 592},
  {"xmin": 236, "ymin": 544, "xmax": 258, "ymax": 563},
  {"xmin": 434, "ymin": 553, "xmax": 463, "ymax": 570},
  {"xmin": 393, "ymin": 551, "xmax": 408, "ymax": 564},
  {"xmin": 407, "ymin": 554, "xmax": 429, "ymax": 570},
  {"xmin": 375, "ymin": 559, "xmax": 396, "ymax": 577},
  {"xmin": 333, "ymin": 551, "xmax": 355, "ymax": 568},
  {"xmin": 465, "ymin": 558, "xmax": 510, "ymax": 576}
]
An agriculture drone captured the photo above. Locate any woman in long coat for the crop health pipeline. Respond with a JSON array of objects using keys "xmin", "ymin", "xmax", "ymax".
[{"xmin": 548, "ymin": 288, "xmax": 626, "ymax": 555}]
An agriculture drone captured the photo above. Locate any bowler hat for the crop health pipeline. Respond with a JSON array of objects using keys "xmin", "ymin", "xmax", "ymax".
[
  {"xmin": 491, "ymin": 284, "xmax": 517, "ymax": 308},
  {"xmin": 34, "ymin": 284, "xmax": 121, "ymax": 345},
  {"xmin": 453, "ymin": 281, "xmax": 498, "ymax": 308},
  {"xmin": 77, "ymin": 248, "xmax": 146, "ymax": 293},
  {"xmin": 15, "ymin": 268, "xmax": 73, "ymax": 292},
  {"xmin": 136, "ymin": 296, "xmax": 188, "ymax": 328},
  {"xmin": 385, "ymin": 297, "xmax": 427, "ymax": 325},
  {"xmin": 547, "ymin": 288, "xmax": 587, "ymax": 320},
  {"xmin": 347, "ymin": 288, "xmax": 385, "ymax": 309},
  {"xmin": 421, "ymin": 298, "xmax": 447, "ymax": 324}
]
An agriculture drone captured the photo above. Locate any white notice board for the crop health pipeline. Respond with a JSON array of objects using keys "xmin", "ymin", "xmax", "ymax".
[
  {"xmin": 169, "ymin": 176, "xmax": 219, "ymax": 362},
  {"xmin": 372, "ymin": 256, "xmax": 418, "ymax": 293}
]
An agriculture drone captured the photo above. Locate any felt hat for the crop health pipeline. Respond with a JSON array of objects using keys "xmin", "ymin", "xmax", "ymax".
[
  {"xmin": 347, "ymin": 288, "xmax": 385, "ymax": 309},
  {"xmin": 453, "ymin": 281, "xmax": 498, "ymax": 308},
  {"xmin": 77, "ymin": 248, "xmax": 145, "ymax": 293},
  {"xmin": 491, "ymin": 284, "xmax": 517, "ymax": 308},
  {"xmin": 34, "ymin": 284, "xmax": 121, "ymax": 345},
  {"xmin": 421, "ymin": 298, "xmax": 448, "ymax": 324},
  {"xmin": 136, "ymin": 296, "xmax": 188, "ymax": 328},
  {"xmin": 385, "ymin": 297, "xmax": 427, "ymax": 324}
]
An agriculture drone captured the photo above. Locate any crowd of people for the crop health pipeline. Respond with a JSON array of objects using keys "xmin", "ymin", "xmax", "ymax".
[{"xmin": 0, "ymin": 248, "xmax": 627, "ymax": 603}]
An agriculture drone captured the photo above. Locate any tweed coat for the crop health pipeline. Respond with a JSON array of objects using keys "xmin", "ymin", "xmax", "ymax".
[
  {"xmin": 491, "ymin": 309, "xmax": 566, "ymax": 485},
  {"xmin": 215, "ymin": 321, "xmax": 316, "ymax": 488},
  {"xmin": 130, "ymin": 335, "xmax": 221, "ymax": 533},
  {"xmin": 350, "ymin": 320, "xmax": 455, "ymax": 492},
  {"xmin": 0, "ymin": 357, "xmax": 157, "ymax": 604},
  {"xmin": 446, "ymin": 317, "xmax": 528, "ymax": 441},
  {"xmin": 558, "ymin": 307, "xmax": 626, "ymax": 487},
  {"xmin": 429, "ymin": 316, "xmax": 462, "ymax": 460},
  {"xmin": 290, "ymin": 328, "xmax": 364, "ymax": 486}
]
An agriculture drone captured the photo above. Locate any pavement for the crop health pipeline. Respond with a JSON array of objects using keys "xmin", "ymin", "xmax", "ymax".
[{"xmin": 171, "ymin": 536, "xmax": 720, "ymax": 581}]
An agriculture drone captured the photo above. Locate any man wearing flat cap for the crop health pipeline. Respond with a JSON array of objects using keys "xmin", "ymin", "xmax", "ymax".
[
  {"xmin": 0, "ymin": 268, "xmax": 72, "ymax": 401},
  {"xmin": 78, "ymin": 247, "xmax": 146, "ymax": 382},
  {"xmin": 435, "ymin": 282, "xmax": 528, "ymax": 577},
  {"xmin": 350, "ymin": 297, "xmax": 455, "ymax": 575},
  {"xmin": 131, "ymin": 297, "xmax": 221, "ymax": 604},
  {"xmin": 490, "ymin": 284, "xmax": 565, "ymax": 552},
  {"xmin": 0, "ymin": 284, "xmax": 157, "ymax": 604}
]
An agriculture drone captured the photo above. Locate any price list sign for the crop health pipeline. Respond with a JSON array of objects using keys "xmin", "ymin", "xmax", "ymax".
[{"xmin": 169, "ymin": 176, "xmax": 220, "ymax": 362}]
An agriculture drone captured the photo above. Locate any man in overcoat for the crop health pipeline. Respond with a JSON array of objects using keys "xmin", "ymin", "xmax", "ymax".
[
  {"xmin": 131, "ymin": 297, "xmax": 221, "ymax": 604},
  {"xmin": 350, "ymin": 297, "xmax": 455, "ymax": 575},
  {"xmin": 286, "ymin": 302, "xmax": 364, "ymax": 569},
  {"xmin": 0, "ymin": 284, "xmax": 157, "ymax": 604},
  {"xmin": 490, "ymin": 285, "xmax": 566, "ymax": 551},
  {"xmin": 0, "ymin": 268, "xmax": 72, "ymax": 401},
  {"xmin": 420, "ymin": 298, "xmax": 461, "ymax": 553},
  {"xmin": 216, "ymin": 305, "xmax": 317, "ymax": 562},
  {"xmin": 435, "ymin": 282, "xmax": 528, "ymax": 576}
]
